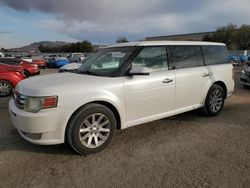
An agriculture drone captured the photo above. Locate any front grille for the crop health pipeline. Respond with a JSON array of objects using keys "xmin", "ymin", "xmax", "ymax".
[{"xmin": 14, "ymin": 91, "xmax": 25, "ymax": 109}]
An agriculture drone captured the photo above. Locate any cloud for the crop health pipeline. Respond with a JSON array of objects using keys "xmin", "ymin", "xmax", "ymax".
[{"xmin": 1, "ymin": 0, "xmax": 250, "ymax": 43}]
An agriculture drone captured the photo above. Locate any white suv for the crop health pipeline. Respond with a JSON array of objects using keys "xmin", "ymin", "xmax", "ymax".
[{"xmin": 9, "ymin": 41, "xmax": 234, "ymax": 154}]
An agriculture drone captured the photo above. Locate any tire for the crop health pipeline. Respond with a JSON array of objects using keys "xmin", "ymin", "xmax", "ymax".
[
  {"xmin": 243, "ymin": 85, "xmax": 250, "ymax": 89},
  {"xmin": 66, "ymin": 103, "xmax": 116, "ymax": 155},
  {"xmin": 0, "ymin": 80, "xmax": 13, "ymax": 97},
  {"xmin": 201, "ymin": 84, "xmax": 225, "ymax": 116},
  {"xmin": 24, "ymin": 70, "xmax": 30, "ymax": 78}
]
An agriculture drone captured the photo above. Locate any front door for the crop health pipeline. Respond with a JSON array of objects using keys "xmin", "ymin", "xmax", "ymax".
[{"xmin": 124, "ymin": 46, "xmax": 175, "ymax": 127}]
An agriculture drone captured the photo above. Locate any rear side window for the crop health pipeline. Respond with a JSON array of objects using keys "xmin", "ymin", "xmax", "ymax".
[
  {"xmin": 202, "ymin": 46, "xmax": 228, "ymax": 65},
  {"xmin": 169, "ymin": 46, "xmax": 198, "ymax": 69}
]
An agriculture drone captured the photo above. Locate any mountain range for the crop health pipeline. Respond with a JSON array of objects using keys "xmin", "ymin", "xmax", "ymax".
[{"xmin": 9, "ymin": 41, "xmax": 71, "ymax": 51}]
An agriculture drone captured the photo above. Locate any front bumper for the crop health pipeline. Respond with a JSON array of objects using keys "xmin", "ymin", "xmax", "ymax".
[
  {"xmin": 8, "ymin": 99, "xmax": 66, "ymax": 145},
  {"xmin": 28, "ymin": 68, "xmax": 40, "ymax": 76},
  {"xmin": 240, "ymin": 73, "xmax": 250, "ymax": 86}
]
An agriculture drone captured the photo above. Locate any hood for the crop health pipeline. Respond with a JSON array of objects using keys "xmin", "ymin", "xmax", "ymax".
[
  {"xmin": 16, "ymin": 72, "xmax": 118, "ymax": 96},
  {"xmin": 60, "ymin": 62, "xmax": 81, "ymax": 70}
]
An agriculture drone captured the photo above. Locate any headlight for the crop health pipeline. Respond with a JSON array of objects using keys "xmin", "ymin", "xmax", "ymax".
[
  {"xmin": 24, "ymin": 96, "xmax": 58, "ymax": 113},
  {"xmin": 242, "ymin": 70, "xmax": 245, "ymax": 74}
]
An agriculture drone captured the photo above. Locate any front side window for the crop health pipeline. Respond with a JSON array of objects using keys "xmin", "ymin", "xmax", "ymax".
[
  {"xmin": 77, "ymin": 47, "xmax": 135, "ymax": 76},
  {"xmin": 170, "ymin": 46, "xmax": 198, "ymax": 69},
  {"xmin": 131, "ymin": 47, "xmax": 168, "ymax": 72},
  {"xmin": 202, "ymin": 46, "xmax": 228, "ymax": 65}
]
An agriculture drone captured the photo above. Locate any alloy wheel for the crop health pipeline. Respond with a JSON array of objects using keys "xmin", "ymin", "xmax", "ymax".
[
  {"xmin": 0, "ymin": 82, "xmax": 11, "ymax": 96},
  {"xmin": 209, "ymin": 89, "xmax": 223, "ymax": 112},
  {"xmin": 79, "ymin": 113, "xmax": 111, "ymax": 149}
]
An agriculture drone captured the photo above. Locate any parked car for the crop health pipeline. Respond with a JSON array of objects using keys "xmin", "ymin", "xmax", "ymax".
[
  {"xmin": 0, "ymin": 58, "xmax": 40, "ymax": 77},
  {"xmin": 9, "ymin": 41, "xmax": 234, "ymax": 154},
  {"xmin": 47, "ymin": 57, "xmax": 69, "ymax": 68},
  {"xmin": 32, "ymin": 58, "xmax": 48, "ymax": 69},
  {"xmin": 239, "ymin": 55, "xmax": 248, "ymax": 64},
  {"xmin": 240, "ymin": 66, "xmax": 250, "ymax": 88},
  {"xmin": 0, "ymin": 63, "xmax": 26, "ymax": 97},
  {"xmin": 0, "ymin": 52, "xmax": 4, "ymax": 58},
  {"xmin": 229, "ymin": 54, "xmax": 240, "ymax": 66},
  {"xmin": 67, "ymin": 53, "xmax": 85, "ymax": 63},
  {"xmin": 59, "ymin": 54, "xmax": 94, "ymax": 72}
]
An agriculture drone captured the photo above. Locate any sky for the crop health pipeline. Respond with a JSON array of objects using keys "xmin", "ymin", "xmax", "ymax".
[{"xmin": 0, "ymin": 0, "xmax": 250, "ymax": 48}]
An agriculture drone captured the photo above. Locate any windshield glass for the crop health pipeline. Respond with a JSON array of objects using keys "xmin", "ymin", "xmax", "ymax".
[{"xmin": 77, "ymin": 47, "xmax": 135, "ymax": 76}]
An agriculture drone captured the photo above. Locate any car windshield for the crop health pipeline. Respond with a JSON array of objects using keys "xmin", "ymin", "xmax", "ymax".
[{"xmin": 77, "ymin": 47, "xmax": 135, "ymax": 77}]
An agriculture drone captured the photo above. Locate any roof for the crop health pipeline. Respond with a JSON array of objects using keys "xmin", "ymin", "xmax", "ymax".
[{"xmin": 107, "ymin": 41, "xmax": 225, "ymax": 48}]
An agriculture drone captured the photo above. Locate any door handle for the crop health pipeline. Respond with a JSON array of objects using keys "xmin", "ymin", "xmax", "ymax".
[
  {"xmin": 202, "ymin": 73, "xmax": 210, "ymax": 77},
  {"xmin": 162, "ymin": 78, "xmax": 173, "ymax": 84}
]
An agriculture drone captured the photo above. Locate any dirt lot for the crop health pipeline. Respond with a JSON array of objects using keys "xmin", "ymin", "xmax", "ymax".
[{"xmin": 0, "ymin": 67, "xmax": 249, "ymax": 188}]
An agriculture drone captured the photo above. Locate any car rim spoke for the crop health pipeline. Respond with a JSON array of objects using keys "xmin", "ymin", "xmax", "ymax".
[
  {"xmin": 80, "ymin": 132, "xmax": 90, "ymax": 141},
  {"xmin": 99, "ymin": 120, "xmax": 109, "ymax": 127},
  {"xmin": 87, "ymin": 135, "xmax": 93, "ymax": 145},
  {"xmin": 96, "ymin": 114, "xmax": 104, "ymax": 124},
  {"xmin": 79, "ymin": 113, "xmax": 111, "ymax": 149},
  {"xmin": 98, "ymin": 133, "xmax": 107, "ymax": 141},
  {"xmin": 99, "ymin": 128, "xmax": 110, "ymax": 133},
  {"xmin": 80, "ymin": 128, "xmax": 90, "ymax": 133},
  {"xmin": 94, "ymin": 135, "xmax": 99, "ymax": 146},
  {"xmin": 83, "ymin": 119, "xmax": 91, "ymax": 127}
]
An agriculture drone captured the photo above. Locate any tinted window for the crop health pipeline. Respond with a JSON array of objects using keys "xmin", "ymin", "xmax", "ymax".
[
  {"xmin": 170, "ymin": 46, "xmax": 198, "ymax": 69},
  {"xmin": 132, "ymin": 47, "xmax": 168, "ymax": 72},
  {"xmin": 202, "ymin": 46, "xmax": 228, "ymax": 65},
  {"xmin": 0, "ymin": 58, "xmax": 20, "ymax": 65}
]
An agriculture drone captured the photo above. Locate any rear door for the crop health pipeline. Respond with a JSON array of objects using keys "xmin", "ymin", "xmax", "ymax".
[
  {"xmin": 169, "ymin": 46, "xmax": 210, "ymax": 110},
  {"xmin": 124, "ymin": 46, "xmax": 175, "ymax": 127}
]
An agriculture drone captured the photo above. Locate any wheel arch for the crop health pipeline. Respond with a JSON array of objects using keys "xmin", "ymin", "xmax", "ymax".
[
  {"xmin": 213, "ymin": 81, "xmax": 227, "ymax": 98},
  {"xmin": 66, "ymin": 100, "xmax": 122, "ymax": 133}
]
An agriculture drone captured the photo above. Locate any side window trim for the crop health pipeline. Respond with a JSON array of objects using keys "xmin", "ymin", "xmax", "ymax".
[
  {"xmin": 166, "ymin": 46, "xmax": 174, "ymax": 70},
  {"xmin": 195, "ymin": 46, "xmax": 205, "ymax": 66}
]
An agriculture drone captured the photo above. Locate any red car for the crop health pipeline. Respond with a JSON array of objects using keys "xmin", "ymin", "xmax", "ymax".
[
  {"xmin": 32, "ymin": 58, "xmax": 48, "ymax": 68},
  {"xmin": 0, "ymin": 58, "xmax": 40, "ymax": 77},
  {"xmin": 0, "ymin": 63, "xmax": 26, "ymax": 97}
]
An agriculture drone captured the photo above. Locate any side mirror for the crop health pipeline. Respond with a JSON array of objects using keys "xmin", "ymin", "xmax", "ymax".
[{"xmin": 128, "ymin": 67, "xmax": 150, "ymax": 76}]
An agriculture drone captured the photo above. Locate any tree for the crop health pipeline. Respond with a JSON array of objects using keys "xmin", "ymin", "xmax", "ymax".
[
  {"xmin": 234, "ymin": 24, "xmax": 250, "ymax": 50},
  {"xmin": 116, "ymin": 36, "xmax": 128, "ymax": 43},
  {"xmin": 38, "ymin": 41, "xmax": 94, "ymax": 53},
  {"xmin": 202, "ymin": 23, "xmax": 237, "ymax": 49},
  {"xmin": 0, "ymin": 48, "xmax": 7, "ymax": 52},
  {"xmin": 202, "ymin": 23, "xmax": 250, "ymax": 50}
]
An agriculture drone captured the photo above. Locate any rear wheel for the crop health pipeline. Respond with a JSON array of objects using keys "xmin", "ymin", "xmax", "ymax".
[
  {"xmin": 201, "ymin": 84, "xmax": 225, "ymax": 116},
  {"xmin": 0, "ymin": 80, "xmax": 13, "ymax": 97},
  {"xmin": 66, "ymin": 103, "xmax": 116, "ymax": 154}
]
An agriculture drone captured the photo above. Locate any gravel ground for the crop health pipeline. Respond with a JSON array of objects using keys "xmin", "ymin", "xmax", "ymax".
[{"xmin": 0, "ymin": 67, "xmax": 249, "ymax": 188}]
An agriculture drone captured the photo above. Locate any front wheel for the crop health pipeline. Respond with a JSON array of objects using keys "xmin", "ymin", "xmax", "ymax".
[
  {"xmin": 66, "ymin": 103, "xmax": 116, "ymax": 154},
  {"xmin": 201, "ymin": 84, "xmax": 225, "ymax": 116},
  {"xmin": 0, "ymin": 80, "xmax": 13, "ymax": 97}
]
